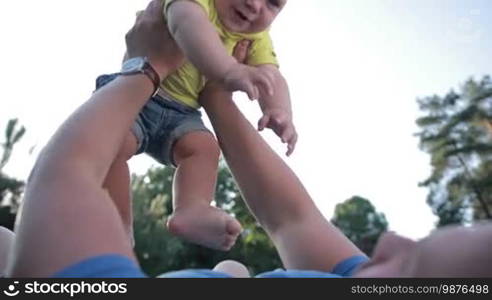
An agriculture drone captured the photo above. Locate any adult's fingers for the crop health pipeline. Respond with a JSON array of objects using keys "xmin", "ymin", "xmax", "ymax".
[
  {"xmin": 143, "ymin": 0, "xmax": 163, "ymax": 22},
  {"xmin": 134, "ymin": 0, "xmax": 159, "ymax": 24},
  {"xmin": 127, "ymin": 0, "xmax": 162, "ymax": 41},
  {"xmin": 125, "ymin": 0, "xmax": 183, "ymax": 77},
  {"xmin": 232, "ymin": 40, "xmax": 251, "ymax": 64}
]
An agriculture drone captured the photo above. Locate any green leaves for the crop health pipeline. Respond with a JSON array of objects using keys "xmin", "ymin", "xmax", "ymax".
[
  {"xmin": 1, "ymin": 119, "xmax": 25, "ymax": 172},
  {"xmin": 331, "ymin": 196, "xmax": 388, "ymax": 256},
  {"xmin": 0, "ymin": 118, "xmax": 26, "ymax": 228},
  {"xmin": 416, "ymin": 76, "xmax": 492, "ymax": 226}
]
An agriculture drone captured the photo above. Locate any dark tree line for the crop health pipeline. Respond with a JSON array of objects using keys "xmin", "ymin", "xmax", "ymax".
[{"xmin": 416, "ymin": 76, "xmax": 492, "ymax": 226}]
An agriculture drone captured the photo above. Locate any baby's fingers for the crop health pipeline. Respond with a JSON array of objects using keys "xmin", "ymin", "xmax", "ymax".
[
  {"xmin": 281, "ymin": 125, "xmax": 295, "ymax": 144},
  {"xmin": 243, "ymin": 82, "xmax": 259, "ymax": 100},
  {"xmin": 286, "ymin": 133, "xmax": 298, "ymax": 156},
  {"xmin": 258, "ymin": 114, "xmax": 271, "ymax": 131},
  {"xmin": 279, "ymin": 125, "xmax": 296, "ymax": 156}
]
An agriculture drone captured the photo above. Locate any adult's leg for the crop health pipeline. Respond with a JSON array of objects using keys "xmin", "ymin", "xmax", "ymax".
[
  {"xmin": 201, "ymin": 85, "xmax": 364, "ymax": 271},
  {"xmin": 167, "ymin": 131, "xmax": 242, "ymax": 250}
]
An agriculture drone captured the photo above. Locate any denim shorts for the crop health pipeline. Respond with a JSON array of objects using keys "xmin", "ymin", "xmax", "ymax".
[{"xmin": 95, "ymin": 74, "xmax": 210, "ymax": 166}]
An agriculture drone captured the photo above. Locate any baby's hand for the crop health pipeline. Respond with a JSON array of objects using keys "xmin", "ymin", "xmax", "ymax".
[
  {"xmin": 223, "ymin": 63, "xmax": 275, "ymax": 100},
  {"xmin": 258, "ymin": 109, "xmax": 298, "ymax": 156}
]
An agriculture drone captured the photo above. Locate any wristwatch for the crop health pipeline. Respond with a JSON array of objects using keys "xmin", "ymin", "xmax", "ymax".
[{"xmin": 117, "ymin": 57, "xmax": 161, "ymax": 96}]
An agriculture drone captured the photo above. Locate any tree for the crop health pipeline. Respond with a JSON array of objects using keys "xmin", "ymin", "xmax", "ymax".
[
  {"xmin": 132, "ymin": 161, "xmax": 282, "ymax": 276},
  {"xmin": 331, "ymin": 196, "xmax": 388, "ymax": 256},
  {"xmin": 416, "ymin": 76, "xmax": 492, "ymax": 226},
  {"xmin": 0, "ymin": 118, "xmax": 26, "ymax": 229}
]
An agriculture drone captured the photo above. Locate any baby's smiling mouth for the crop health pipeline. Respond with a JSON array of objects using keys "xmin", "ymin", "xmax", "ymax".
[{"xmin": 234, "ymin": 9, "xmax": 249, "ymax": 22}]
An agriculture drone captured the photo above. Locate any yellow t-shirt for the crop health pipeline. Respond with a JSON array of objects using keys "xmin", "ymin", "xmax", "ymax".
[{"xmin": 162, "ymin": 0, "xmax": 278, "ymax": 108}]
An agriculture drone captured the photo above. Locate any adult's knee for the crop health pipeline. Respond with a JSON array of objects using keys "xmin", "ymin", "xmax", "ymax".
[{"xmin": 213, "ymin": 260, "xmax": 250, "ymax": 278}]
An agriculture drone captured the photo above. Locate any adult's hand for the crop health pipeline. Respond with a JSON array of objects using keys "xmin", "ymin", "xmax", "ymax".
[{"xmin": 125, "ymin": 0, "xmax": 184, "ymax": 79}]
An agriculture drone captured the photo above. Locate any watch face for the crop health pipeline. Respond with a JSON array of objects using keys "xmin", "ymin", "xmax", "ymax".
[{"xmin": 121, "ymin": 57, "xmax": 145, "ymax": 73}]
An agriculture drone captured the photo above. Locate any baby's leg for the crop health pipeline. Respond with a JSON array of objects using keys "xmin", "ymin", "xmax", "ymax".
[{"xmin": 166, "ymin": 131, "xmax": 242, "ymax": 251}]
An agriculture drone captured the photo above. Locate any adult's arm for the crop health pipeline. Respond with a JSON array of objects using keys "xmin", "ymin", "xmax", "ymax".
[
  {"xmin": 200, "ymin": 42, "xmax": 364, "ymax": 271},
  {"xmin": 7, "ymin": 0, "xmax": 183, "ymax": 277}
]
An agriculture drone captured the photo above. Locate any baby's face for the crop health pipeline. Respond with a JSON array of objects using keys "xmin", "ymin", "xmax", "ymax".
[{"xmin": 215, "ymin": 0, "xmax": 286, "ymax": 34}]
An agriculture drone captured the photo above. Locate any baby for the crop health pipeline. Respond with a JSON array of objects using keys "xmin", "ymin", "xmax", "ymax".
[
  {"xmin": 101, "ymin": 0, "xmax": 295, "ymax": 251},
  {"xmin": 160, "ymin": 0, "xmax": 295, "ymax": 250}
]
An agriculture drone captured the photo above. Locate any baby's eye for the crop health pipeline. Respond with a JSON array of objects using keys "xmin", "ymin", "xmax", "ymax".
[{"xmin": 268, "ymin": 0, "xmax": 281, "ymax": 8}]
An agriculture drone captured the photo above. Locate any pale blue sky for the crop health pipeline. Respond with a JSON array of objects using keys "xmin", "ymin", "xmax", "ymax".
[{"xmin": 0, "ymin": 0, "xmax": 490, "ymax": 239}]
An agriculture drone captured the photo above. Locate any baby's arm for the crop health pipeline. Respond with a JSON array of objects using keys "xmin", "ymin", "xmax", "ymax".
[
  {"xmin": 256, "ymin": 64, "xmax": 297, "ymax": 156},
  {"xmin": 166, "ymin": 1, "xmax": 233, "ymax": 79},
  {"xmin": 166, "ymin": 0, "xmax": 273, "ymax": 99}
]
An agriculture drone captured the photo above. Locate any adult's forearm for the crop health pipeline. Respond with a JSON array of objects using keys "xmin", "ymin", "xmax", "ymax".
[
  {"xmin": 34, "ymin": 75, "xmax": 155, "ymax": 185},
  {"xmin": 11, "ymin": 74, "xmax": 157, "ymax": 277},
  {"xmin": 202, "ymin": 83, "xmax": 364, "ymax": 271},
  {"xmin": 202, "ymin": 85, "xmax": 312, "ymax": 231}
]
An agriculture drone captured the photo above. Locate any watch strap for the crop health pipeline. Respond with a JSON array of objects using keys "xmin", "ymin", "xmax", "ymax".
[
  {"xmin": 141, "ymin": 60, "xmax": 161, "ymax": 95},
  {"xmin": 115, "ymin": 57, "xmax": 161, "ymax": 96}
]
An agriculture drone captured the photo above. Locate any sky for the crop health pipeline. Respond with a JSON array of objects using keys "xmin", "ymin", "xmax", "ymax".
[{"xmin": 1, "ymin": 0, "xmax": 491, "ymax": 240}]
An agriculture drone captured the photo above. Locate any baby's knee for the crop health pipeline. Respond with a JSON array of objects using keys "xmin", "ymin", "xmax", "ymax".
[{"xmin": 173, "ymin": 132, "xmax": 220, "ymax": 163}]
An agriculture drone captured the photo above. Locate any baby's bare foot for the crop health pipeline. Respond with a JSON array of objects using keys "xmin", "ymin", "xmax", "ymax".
[{"xmin": 167, "ymin": 205, "xmax": 242, "ymax": 251}]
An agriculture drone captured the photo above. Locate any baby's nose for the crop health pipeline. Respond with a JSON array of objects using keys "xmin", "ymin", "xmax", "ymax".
[{"xmin": 245, "ymin": 0, "xmax": 261, "ymax": 14}]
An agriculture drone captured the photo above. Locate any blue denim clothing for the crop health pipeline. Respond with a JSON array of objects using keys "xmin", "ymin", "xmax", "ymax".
[
  {"xmin": 255, "ymin": 255, "xmax": 369, "ymax": 278},
  {"xmin": 53, "ymin": 255, "xmax": 146, "ymax": 278},
  {"xmin": 96, "ymin": 74, "xmax": 210, "ymax": 166},
  {"xmin": 54, "ymin": 254, "xmax": 369, "ymax": 278}
]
